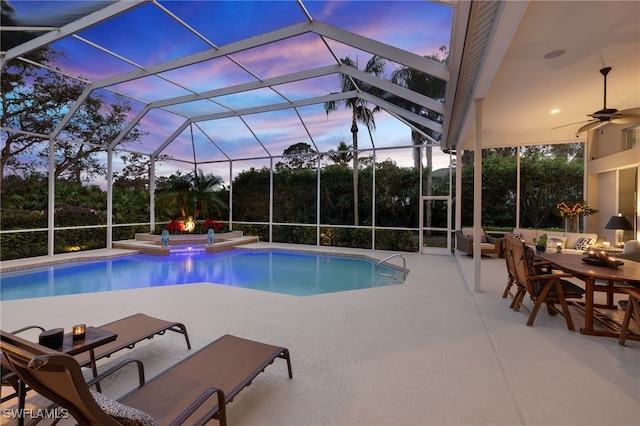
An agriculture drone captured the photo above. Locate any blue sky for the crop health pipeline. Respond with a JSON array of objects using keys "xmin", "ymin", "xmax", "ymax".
[{"xmin": 8, "ymin": 0, "xmax": 454, "ymax": 182}]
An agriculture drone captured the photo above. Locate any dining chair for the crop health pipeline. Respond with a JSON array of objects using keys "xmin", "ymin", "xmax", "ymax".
[
  {"xmin": 502, "ymin": 236, "xmax": 520, "ymax": 307},
  {"xmin": 619, "ymin": 287, "xmax": 640, "ymax": 346},
  {"xmin": 510, "ymin": 238, "xmax": 585, "ymax": 330}
]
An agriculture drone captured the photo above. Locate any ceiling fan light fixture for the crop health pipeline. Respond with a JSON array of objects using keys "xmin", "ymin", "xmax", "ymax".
[
  {"xmin": 570, "ymin": 67, "xmax": 640, "ymax": 132},
  {"xmin": 543, "ymin": 49, "xmax": 566, "ymax": 59}
]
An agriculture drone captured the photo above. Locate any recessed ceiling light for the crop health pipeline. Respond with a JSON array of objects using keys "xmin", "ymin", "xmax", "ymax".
[
  {"xmin": 550, "ymin": 109, "xmax": 560, "ymax": 114},
  {"xmin": 544, "ymin": 49, "xmax": 566, "ymax": 59}
]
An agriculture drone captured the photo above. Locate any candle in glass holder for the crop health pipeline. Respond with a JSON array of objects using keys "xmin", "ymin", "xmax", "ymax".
[
  {"xmin": 72, "ymin": 324, "xmax": 86, "ymax": 341},
  {"xmin": 587, "ymin": 249, "xmax": 596, "ymax": 259},
  {"xmin": 608, "ymin": 257, "xmax": 619, "ymax": 269}
]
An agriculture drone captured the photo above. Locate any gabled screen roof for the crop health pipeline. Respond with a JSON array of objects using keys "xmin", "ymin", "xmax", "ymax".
[{"xmin": 1, "ymin": 0, "xmax": 454, "ymax": 167}]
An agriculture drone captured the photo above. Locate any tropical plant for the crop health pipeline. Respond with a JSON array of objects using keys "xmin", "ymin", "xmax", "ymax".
[
  {"xmin": 389, "ymin": 46, "xmax": 448, "ymax": 169},
  {"xmin": 155, "ymin": 170, "xmax": 227, "ymax": 221},
  {"xmin": 155, "ymin": 171, "xmax": 192, "ymax": 218},
  {"xmin": 390, "ymin": 47, "xmax": 448, "ymax": 236},
  {"xmin": 324, "ymin": 55, "xmax": 386, "ymax": 225},
  {"xmin": 327, "ymin": 141, "xmax": 353, "ymax": 167},
  {"xmin": 533, "ymin": 233, "xmax": 548, "ymax": 252},
  {"xmin": 189, "ymin": 170, "xmax": 227, "ymax": 219}
]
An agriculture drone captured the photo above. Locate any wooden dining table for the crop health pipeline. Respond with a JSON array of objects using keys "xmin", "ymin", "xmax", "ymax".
[{"xmin": 539, "ymin": 252, "xmax": 640, "ymax": 340}]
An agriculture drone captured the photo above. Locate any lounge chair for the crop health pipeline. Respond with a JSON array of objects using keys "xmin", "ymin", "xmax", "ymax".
[
  {"xmin": 1, "ymin": 331, "xmax": 292, "ymax": 426},
  {"xmin": 1, "ymin": 326, "xmax": 45, "ymax": 415},
  {"xmin": 72, "ymin": 313, "xmax": 191, "ymax": 367},
  {"xmin": 1, "ymin": 314, "xmax": 191, "ymax": 424}
]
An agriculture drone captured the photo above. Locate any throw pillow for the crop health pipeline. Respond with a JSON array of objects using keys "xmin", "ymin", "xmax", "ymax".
[
  {"xmin": 574, "ymin": 237, "xmax": 595, "ymax": 250},
  {"xmin": 91, "ymin": 390, "xmax": 158, "ymax": 426},
  {"xmin": 546, "ymin": 237, "xmax": 567, "ymax": 250},
  {"xmin": 622, "ymin": 240, "xmax": 640, "ymax": 254}
]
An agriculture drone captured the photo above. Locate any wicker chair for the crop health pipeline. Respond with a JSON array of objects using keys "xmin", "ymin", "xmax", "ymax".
[{"xmin": 455, "ymin": 228, "xmax": 503, "ymax": 257}]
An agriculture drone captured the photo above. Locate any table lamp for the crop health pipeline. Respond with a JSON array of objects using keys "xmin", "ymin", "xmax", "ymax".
[{"xmin": 605, "ymin": 214, "xmax": 633, "ymax": 246}]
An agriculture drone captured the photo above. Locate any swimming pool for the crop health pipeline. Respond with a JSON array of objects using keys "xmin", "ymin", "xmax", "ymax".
[{"xmin": 0, "ymin": 250, "xmax": 406, "ymax": 300}]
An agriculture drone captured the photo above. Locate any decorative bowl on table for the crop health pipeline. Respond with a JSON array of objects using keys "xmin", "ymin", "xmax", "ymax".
[{"xmin": 582, "ymin": 257, "xmax": 623, "ymax": 267}]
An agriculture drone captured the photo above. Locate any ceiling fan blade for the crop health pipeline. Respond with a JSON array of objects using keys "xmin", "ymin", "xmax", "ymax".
[
  {"xmin": 618, "ymin": 107, "xmax": 640, "ymax": 116},
  {"xmin": 578, "ymin": 120, "xmax": 604, "ymax": 133},
  {"xmin": 610, "ymin": 115, "xmax": 640, "ymax": 124},
  {"xmin": 552, "ymin": 120, "xmax": 590, "ymax": 130}
]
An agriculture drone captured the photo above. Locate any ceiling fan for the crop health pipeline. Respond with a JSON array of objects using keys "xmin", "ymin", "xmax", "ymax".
[{"xmin": 574, "ymin": 67, "xmax": 640, "ymax": 133}]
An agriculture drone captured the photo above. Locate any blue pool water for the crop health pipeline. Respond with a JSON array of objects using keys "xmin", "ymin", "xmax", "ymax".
[{"xmin": 0, "ymin": 250, "xmax": 405, "ymax": 300}]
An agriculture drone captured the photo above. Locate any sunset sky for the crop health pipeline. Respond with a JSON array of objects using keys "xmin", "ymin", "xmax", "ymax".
[{"xmin": 7, "ymin": 0, "xmax": 454, "ymax": 181}]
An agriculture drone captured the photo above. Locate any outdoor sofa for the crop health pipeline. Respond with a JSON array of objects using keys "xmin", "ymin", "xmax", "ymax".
[{"xmin": 512, "ymin": 228, "xmax": 602, "ymax": 254}]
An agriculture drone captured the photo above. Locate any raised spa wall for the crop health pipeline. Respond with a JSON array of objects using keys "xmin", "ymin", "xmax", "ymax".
[{"xmin": 112, "ymin": 231, "xmax": 258, "ymax": 256}]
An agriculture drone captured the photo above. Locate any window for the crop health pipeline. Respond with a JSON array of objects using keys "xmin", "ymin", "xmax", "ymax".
[{"xmin": 624, "ymin": 125, "xmax": 640, "ymax": 150}]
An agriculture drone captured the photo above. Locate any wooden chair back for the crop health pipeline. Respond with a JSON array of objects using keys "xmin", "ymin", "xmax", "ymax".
[
  {"xmin": 507, "ymin": 238, "xmax": 581, "ymax": 330},
  {"xmin": 503, "ymin": 236, "xmax": 526, "ymax": 307}
]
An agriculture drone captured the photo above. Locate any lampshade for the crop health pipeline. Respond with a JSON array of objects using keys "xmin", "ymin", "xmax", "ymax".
[{"xmin": 605, "ymin": 215, "xmax": 633, "ymax": 230}]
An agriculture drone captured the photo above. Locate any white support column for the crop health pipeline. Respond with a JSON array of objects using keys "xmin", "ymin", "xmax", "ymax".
[
  {"xmin": 419, "ymin": 147, "xmax": 425, "ymax": 252},
  {"xmin": 448, "ymin": 150, "xmax": 454, "ymax": 253},
  {"xmin": 149, "ymin": 156, "xmax": 156, "ymax": 233},
  {"xmin": 106, "ymin": 150, "xmax": 113, "ymax": 248},
  {"xmin": 516, "ymin": 146, "xmax": 521, "ymax": 229},
  {"xmin": 47, "ymin": 138, "xmax": 55, "ymax": 257},
  {"xmin": 473, "ymin": 99, "xmax": 484, "ymax": 292},
  {"xmin": 371, "ymin": 150, "xmax": 376, "ymax": 250},
  {"xmin": 317, "ymin": 156, "xmax": 321, "ymax": 246},
  {"xmin": 455, "ymin": 149, "xmax": 462, "ymax": 231},
  {"xmin": 269, "ymin": 157, "xmax": 274, "ymax": 243},
  {"xmin": 228, "ymin": 161, "xmax": 233, "ymax": 230}
]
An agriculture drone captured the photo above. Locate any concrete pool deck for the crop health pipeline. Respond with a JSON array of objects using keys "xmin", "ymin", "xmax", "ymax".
[{"xmin": 1, "ymin": 242, "xmax": 638, "ymax": 425}]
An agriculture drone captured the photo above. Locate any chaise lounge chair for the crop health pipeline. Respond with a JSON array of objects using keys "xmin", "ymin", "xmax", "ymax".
[
  {"xmin": 72, "ymin": 313, "xmax": 191, "ymax": 367},
  {"xmin": 1, "ymin": 331, "xmax": 292, "ymax": 426},
  {"xmin": 1, "ymin": 326, "xmax": 45, "ymax": 413},
  {"xmin": 1, "ymin": 314, "xmax": 191, "ymax": 424}
]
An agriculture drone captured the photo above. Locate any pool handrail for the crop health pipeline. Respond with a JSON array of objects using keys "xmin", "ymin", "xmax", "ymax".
[{"xmin": 375, "ymin": 254, "xmax": 407, "ymax": 281}]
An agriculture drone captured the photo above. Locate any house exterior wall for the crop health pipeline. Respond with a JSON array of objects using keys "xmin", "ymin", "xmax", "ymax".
[{"xmin": 587, "ymin": 123, "xmax": 640, "ymax": 242}]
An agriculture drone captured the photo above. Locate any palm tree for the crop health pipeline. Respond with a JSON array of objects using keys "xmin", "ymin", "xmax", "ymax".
[
  {"xmin": 390, "ymin": 48, "xmax": 448, "ymax": 235},
  {"xmin": 327, "ymin": 141, "xmax": 353, "ymax": 167},
  {"xmin": 155, "ymin": 171, "xmax": 192, "ymax": 218},
  {"xmin": 155, "ymin": 170, "xmax": 226, "ymax": 221},
  {"xmin": 188, "ymin": 170, "xmax": 226, "ymax": 219},
  {"xmin": 389, "ymin": 47, "xmax": 448, "ymax": 169},
  {"xmin": 324, "ymin": 55, "xmax": 386, "ymax": 225}
]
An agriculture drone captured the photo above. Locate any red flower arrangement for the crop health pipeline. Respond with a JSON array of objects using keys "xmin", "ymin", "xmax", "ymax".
[
  {"xmin": 201, "ymin": 219, "xmax": 223, "ymax": 232},
  {"xmin": 164, "ymin": 218, "xmax": 185, "ymax": 234}
]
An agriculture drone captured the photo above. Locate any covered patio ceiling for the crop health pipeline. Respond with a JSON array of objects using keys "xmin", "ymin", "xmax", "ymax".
[
  {"xmin": 1, "ymin": 1, "xmax": 638, "ymax": 170},
  {"xmin": 452, "ymin": 0, "xmax": 640, "ymax": 151}
]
